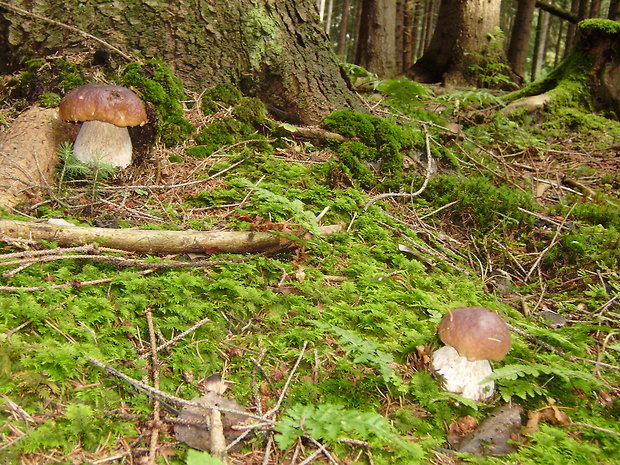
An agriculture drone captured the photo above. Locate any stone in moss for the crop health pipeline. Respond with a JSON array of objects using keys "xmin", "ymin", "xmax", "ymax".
[{"xmin": 201, "ymin": 83, "xmax": 243, "ymax": 115}]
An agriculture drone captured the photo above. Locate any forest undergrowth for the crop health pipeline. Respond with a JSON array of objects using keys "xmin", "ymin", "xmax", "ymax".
[{"xmin": 0, "ymin": 56, "xmax": 618, "ymax": 465}]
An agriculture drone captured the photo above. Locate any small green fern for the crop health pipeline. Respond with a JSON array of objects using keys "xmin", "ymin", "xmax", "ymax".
[
  {"xmin": 57, "ymin": 142, "xmax": 116, "ymax": 183},
  {"xmin": 490, "ymin": 362, "xmax": 604, "ymax": 401}
]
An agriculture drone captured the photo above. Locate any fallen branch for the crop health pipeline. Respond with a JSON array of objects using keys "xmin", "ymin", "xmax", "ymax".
[{"xmin": 0, "ymin": 219, "xmax": 344, "ymax": 255}]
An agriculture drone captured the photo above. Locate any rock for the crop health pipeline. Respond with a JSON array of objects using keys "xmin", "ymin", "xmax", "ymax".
[{"xmin": 456, "ymin": 404, "xmax": 523, "ymax": 456}]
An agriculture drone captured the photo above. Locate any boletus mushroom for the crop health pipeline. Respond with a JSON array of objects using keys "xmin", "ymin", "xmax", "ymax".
[
  {"xmin": 431, "ymin": 306, "xmax": 511, "ymax": 401},
  {"xmin": 59, "ymin": 83, "xmax": 147, "ymax": 168}
]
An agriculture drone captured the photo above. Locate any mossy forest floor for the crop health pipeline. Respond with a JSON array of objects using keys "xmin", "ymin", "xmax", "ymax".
[{"xmin": 0, "ymin": 56, "xmax": 619, "ymax": 465}]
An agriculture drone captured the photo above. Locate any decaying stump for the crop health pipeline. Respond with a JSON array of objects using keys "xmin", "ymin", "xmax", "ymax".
[{"xmin": 0, "ymin": 106, "xmax": 69, "ymax": 207}]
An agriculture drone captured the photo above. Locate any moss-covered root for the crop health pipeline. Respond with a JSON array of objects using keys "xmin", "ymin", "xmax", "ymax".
[{"xmin": 506, "ymin": 19, "xmax": 620, "ymax": 116}]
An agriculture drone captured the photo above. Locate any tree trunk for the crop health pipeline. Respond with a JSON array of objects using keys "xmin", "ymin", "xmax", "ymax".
[
  {"xmin": 507, "ymin": 19, "xmax": 620, "ymax": 116},
  {"xmin": 407, "ymin": 0, "xmax": 505, "ymax": 86},
  {"xmin": 507, "ymin": 0, "xmax": 536, "ymax": 80},
  {"xmin": 565, "ymin": 0, "xmax": 581, "ymax": 55},
  {"xmin": 336, "ymin": 0, "xmax": 352, "ymax": 57},
  {"xmin": 531, "ymin": 9, "xmax": 550, "ymax": 81},
  {"xmin": 0, "ymin": 0, "xmax": 365, "ymax": 125},
  {"xmin": 0, "ymin": 107, "xmax": 69, "ymax": 207},
  {"xmin": 401, "ymin": 0, "xmax": 416, "ymax": 72},
  {"xmin": 589, "ymin": 0, "xmax": 601, "ymax": 17},
  {"xmin": 609, "ymin": 0, "xmax": 620, "ymax": 20},
  {"xmin": 354, "ymin": 0, "xmax": 398, "ymax": 78}
]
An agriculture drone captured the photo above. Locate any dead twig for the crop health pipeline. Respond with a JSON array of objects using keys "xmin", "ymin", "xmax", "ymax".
[
  {"xmin": 265, "ymin": 342, "xmax": 308, "ymax": 419},
  {"xmin": 146, "ymin": 311, "xmax": 161, "ymax": 465},
  {"xmin": 0, "ymin": 269, "xmax": 155, "ymax": 292},
  {"xmin": 364, "ymin": 128, "xmax": 433, "ymax": 210},
  {"xmin": 525, "ymin": 204, "xmax": 576, "ymax": 280},
  {"xmin": 138, "ymin": 316, "xmax": 212, "ymax": 359},
  {"xmin": 88, "ymin": 357, "xmax": 274, "ymax": 424},
  {"xmin": 568, "ymin": 422, "xmax": 620, "ymax": 437}
]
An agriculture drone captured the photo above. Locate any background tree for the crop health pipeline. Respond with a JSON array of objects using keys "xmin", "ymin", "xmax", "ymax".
[
  {"xmin": 353, "ymin": 0, "xmax": 398, "ymax": 77},
  {"xmin": 0, "ymin": 0, "xmax": 365, "ymax": 125},
  {"xmin": 507, "ymin": 0, "xmax": 537, "ymax": 80},
  {"xmin": 406, "ymin": 0, "xmax": 507, "ymax": 86}
]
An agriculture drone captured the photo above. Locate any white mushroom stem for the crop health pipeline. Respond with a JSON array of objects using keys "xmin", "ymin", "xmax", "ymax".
[
  {"xmin": 431, "ymin": 345, "xmax": 495, "ymax": 401},
  {"xmin": 73, "ymin": 120, "xmax": 133, "ymax": 168}
]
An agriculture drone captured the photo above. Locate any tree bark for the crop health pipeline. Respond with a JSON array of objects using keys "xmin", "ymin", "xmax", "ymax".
[
  {"xmin": 407, "ymin": 0, "xmax": 505, "ymax": 86},
  {"xmin": 0, "ymin": 0, "xmax": 365, "ymax": 125},
  {"xmin": 401, "ymin": 0, "xmax": 417, "ymax": 72},
  {"xmin": 0, "ymin": 219, "xmax": 344, "ymax": 254},
  {"xmin": 531, "ymin": 9, "xmax": 551, "ymax": 81},
  {"xmin": 336, "ymin": 0, "xmax": 352, "ymax": 57},
  {"xmin": 609, "ymin": 0, "xmax": 620, "ymax": 20},
  {"xmin": 506, "ymin": 19, "xmax": 620, "ymax": 116},
  {"xmin": 507, "ymin": 0, "xmax": 536, "ymax": 80},
  {"xmin": 354, "ymin": 0, "xmax": 398, "ymax": 78}
]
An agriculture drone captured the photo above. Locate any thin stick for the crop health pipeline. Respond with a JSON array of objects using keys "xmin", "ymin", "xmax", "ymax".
[
  {"xmin": 138, "ymin": 316, "xmax": 212, "ymax": 359},
  {"xmin": 568, "ymin": 422, "xmax": 620, "ymax": 437},
  {"xmin": 525, "ymin": 204, "xmax": 576, "ymax": 280},
  {"xmin": 88, "ymin": 357, "xmax": 273, "ymax": 423},
  {"xmin": 0, "ymin": 1, "xmax": 137, "ymax": 62},
  {"xmin": 265, "ymin": 342, "xmax": 308, "ymax": 418},
  {"xmin": 0, "ymin": 269, "xmax": 155, "ymax": 292},
  {"xmin": 146, "ymin": 311, "xmax": 161, "ymax": 464},
  {"xmin": 364, "ymin": 128, "xmax": 433, "ymax": 210}
]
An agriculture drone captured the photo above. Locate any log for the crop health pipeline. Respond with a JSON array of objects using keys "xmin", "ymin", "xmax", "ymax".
[
  {"xmin": 0, "ymin": 219, "xmax": 344, "ymax": 254},
  {"xmin": 0, "ymin": 107, "xmax": 70, "ymax": 207}
]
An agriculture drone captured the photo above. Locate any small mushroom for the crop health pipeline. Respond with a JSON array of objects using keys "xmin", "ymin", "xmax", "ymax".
[
  {"xmin": 431, "ymin": 306, "xmax": 511, "ymax": 401},
  {"xmin": 59, "ymin": 83, "xmax": 147, "ymax": 168}
]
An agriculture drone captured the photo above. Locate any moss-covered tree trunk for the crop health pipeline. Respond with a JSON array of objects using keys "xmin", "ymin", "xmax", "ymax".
[
  {"xmin": 506, "ymin": 19, "xmax": 620, "ymax": 116},
  {"xmin": 0, "ymin": 0, "xmax": 365, "ymax": 124}
]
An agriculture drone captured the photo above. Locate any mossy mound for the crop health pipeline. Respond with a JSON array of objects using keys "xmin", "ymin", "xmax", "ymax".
[
  {"xmin": 122, "ymin": 60, "xmax": 195, "ymax": 146},
  {"xmin": 3, "ymin": 58, "xmax": 84, "ymax": 109},
  {"xmin": 188, "ymin": 85, "xmax": 273, "ymax": 158},
  {"xmin": 421, "ymin": 174, "xmax": 539, "ymax": 234},
  {"xmin": 321, "ymin": 110, "xmax": 422, "ymax": 190}
]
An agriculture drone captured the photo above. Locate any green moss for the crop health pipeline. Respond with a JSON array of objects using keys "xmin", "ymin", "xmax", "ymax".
[
  {"xmin": 189, "ymin": 116, "xmax": 272, "ymax": 157},
  {"xmin": 578, "ymin": 18, "xmax": 620, "ymax": 35},
  {"xmin": 539, "ymin": 107, "xmax": 620, "ymax": 142},
  {"xmin": 39, "ymin": 92, "xmax": 61, "ymax": 108},
  {"xmin": 421, "ymin": 174, "xmax": 539, "ymax": 233},
  {"xmin": 232, "ymin": 97, "xmax": 271, "ymax": 128},
  {"xmin": 122, "ymin": 60, "xmax": 195, "ymax": 146},
  {"xmin": 322, "ymin": 110, "xmax": 421, "ymax": 190},
  {"xmin": 200, "ymin": 83, "xmax": 243, "ymax": 115},
  {"xmin": 241, "ymin": 5, "xmax": 283, "ymax": 70}
]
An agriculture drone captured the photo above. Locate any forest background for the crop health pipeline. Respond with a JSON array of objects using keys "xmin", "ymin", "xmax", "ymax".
[{"xmin": 0, "ymin": 1, "xmax": 618, "ymax": 465}]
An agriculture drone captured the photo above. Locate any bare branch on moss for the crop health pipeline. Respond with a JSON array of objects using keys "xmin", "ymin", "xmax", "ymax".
[
  {"xmin": 0, "ymin": 219, "xmax": 344, "ymax": 255},
  {"xmin": 0, "ymin": 269, "xmax": 155, "ymax": 293},
  {"xmin": 364, "ymin": 128, "xmax": 433, "ymax": 210}
]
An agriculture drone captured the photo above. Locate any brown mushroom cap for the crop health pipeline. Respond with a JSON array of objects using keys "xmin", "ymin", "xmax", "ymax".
[
  {"xmin": 438, "ymin": 306, "xmax": 511, "ymax": 361},
  {"xmin": 58, "ymin": 83, "xmax": 147, "ymax": 127}
]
